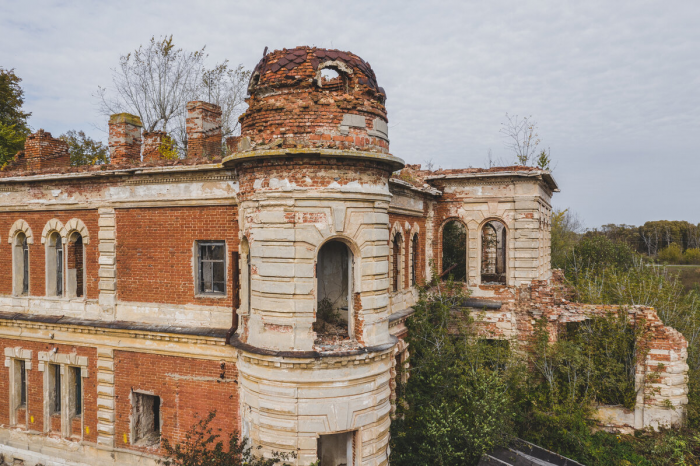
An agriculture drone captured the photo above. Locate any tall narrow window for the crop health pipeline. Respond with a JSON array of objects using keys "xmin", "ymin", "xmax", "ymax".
[
  {"xmin": 47, "ymin": 232, "xmax": 63, "ymax": 297},
  {"xmin": 481, "ymin": 220, "xmax": 506, "ymax": 284},
  {"xmin": 71, "ymin": 367, "xmax": 82, "ymax": 417},
  {"xmin": 51, "ymin": 364, "xmax": 61, "ymax": 414},
  {"xmin": 66, "ymin": 232, "xmax": 85, "ymax": 298},
  {"xmin": 315, "ymin": 240, "xmax": 353, "ymax": 339},
  {"xmin": 13, "ymin": 232, "xmax": 30, "ymax": 296},
  {"xmin": 442, "ymin": 220, "xmax": 467, "ymax": 281},
  {"xmin": 19, "ymin": 360, "xmax": 27, "ymax": 407},
  {"xmin": 392, "ymin": 233, "xmax": 403, "ymax": 292},
  {"xmin": 411, "ymin": 234, "xmax": 419, "ymax": 286},
  {"xmin": 198, "ymin": 241, "xmax": 226, "ymax": 295},
  {"xmin": 22, "ymin": 235, "xmax": 29, "ymax": 295}
]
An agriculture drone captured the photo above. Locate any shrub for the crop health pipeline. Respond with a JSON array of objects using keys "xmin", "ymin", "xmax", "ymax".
[
  {"xmin": 658, "ymin": 243, "xmax": 684, "ymax": 264},
  {"xmin": 683, "ymin": 248, "xmax": 700, "ymax": 265}
]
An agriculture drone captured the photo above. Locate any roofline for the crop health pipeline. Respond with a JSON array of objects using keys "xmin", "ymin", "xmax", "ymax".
[
  {"xmin": 0, "ymin": 163, "xmax": 227, "ymax": 184},
  {"xmin": 425, "ymin": 169, "xmax": 560, "ymax": 192}
]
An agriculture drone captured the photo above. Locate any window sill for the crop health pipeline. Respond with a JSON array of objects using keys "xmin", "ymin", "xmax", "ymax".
[{"xmin": 194, "ymin": 293, "xmax": 228, "ymax": 299}]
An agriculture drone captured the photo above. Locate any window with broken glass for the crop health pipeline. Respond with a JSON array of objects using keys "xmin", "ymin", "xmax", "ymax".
[{"xmin": 197, "ymin": 241, "xmax": 226, "ymax": 295}]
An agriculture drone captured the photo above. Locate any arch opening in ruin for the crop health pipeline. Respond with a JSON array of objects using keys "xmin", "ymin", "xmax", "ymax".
[
  {"xmin": 441, "ymin": 220, "xmax": 467, "ymax": 282},
  {"xmin": 315, "ymin": 239, "xmax": 354, "ymax": 341},
  {"xmin": 46, "ymin": 231, "xmax": 63, "ymax": 297},
  {"xmin": 13, "ymin": 232, "xmax": 30, "ymax": 296},
  {"xmin": 481, "ymin": 220, "xmax": 507, "ymax": 284},
  {"xmin": 66, "ymin": 232, "xmax": 85, "ymax": 298}
]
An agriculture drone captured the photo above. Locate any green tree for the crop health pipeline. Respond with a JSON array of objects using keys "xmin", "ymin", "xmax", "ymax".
[
  {"xmin": 550, "ymin": 209, "xmax": 583, "ymax": 269},
  {"xmin": 684, "ymin": 248, "xmax": 700, "ymax": 265},
  {"xmin": 160, "ymin": 410, "xmax": 293, "ymax": 466},
  {"xmin": 0, "ymin": 68, "xmax": 31, "ymax": 166},
  {"xmin": 658, "ymin": 243, "xmax": 683, "ymax": 264},
  {"xmin": 391, "ymin": 278, "xmax": 516, "ymax": 465},
  {"xmin": 59, "ymin": 130, "xmax": 109, "ymax": 166}
]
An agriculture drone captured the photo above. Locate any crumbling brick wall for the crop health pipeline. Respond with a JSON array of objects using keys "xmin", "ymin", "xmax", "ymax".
[
  {"xmin": 115, "ymin": 206, "xmax": 239, "ymax": 307},
  {"xmin": 0, "ymin": 338, "xmax": 97, "ymax": 442},
  {"xmin": 239, "ymin": 47, "xmax": 389, "ymax": 153},
  {"xmin": 0, "ymin": 210, "xmax": 100, "ymax": 298},
  {"xmin": 113, "ymin": 351, "xmax": 238, "ymax": 454}
]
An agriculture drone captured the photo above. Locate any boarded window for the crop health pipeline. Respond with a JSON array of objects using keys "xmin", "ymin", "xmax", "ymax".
[
  {"xmin": 198, "ymin": 241, "xmax": 226, "ymax": 295},
  {"xmin": 50, "ymin": 364, "xmax": 61, "ymax": 415},
  {"xmin": 66, "ymin": 232, "xmax": 85, "ymax": 298},
  {"xmin": 442, "ymin": 221, "xmax": 467, "ymax": 281}
]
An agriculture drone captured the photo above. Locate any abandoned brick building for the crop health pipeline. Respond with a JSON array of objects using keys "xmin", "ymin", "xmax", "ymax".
[{"xmin": 0, "ymin": 47, "xmax": 688, "ymax": 466}]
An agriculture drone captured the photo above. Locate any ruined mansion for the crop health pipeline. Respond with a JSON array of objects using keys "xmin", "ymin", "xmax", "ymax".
[{"xmin": 0, "ymin": 47, "xmax": 689, "ymax": 466}]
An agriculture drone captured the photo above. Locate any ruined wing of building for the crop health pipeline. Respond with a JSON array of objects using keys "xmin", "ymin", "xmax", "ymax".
[{"xmin": 0, "ymin": 46, "xmax": 688, "ymax": 466}]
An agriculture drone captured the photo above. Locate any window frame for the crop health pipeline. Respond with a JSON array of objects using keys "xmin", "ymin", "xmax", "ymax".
[{"xmin": 196, "ymin": 241, "xmax": 227, "ymax": 297}]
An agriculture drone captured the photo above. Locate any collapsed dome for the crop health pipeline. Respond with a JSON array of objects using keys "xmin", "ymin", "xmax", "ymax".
[{"xmin": 238, "ymin": 46, "xmax": 390, "ymax": 154}]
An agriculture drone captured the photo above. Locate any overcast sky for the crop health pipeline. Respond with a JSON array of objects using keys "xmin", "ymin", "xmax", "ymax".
[{"xmin": 2, "ymin": 1, "xmax": 698, "ymax": 228}]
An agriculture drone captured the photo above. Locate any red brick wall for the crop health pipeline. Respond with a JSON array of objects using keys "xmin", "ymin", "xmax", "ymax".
[
  {"xmin": 389, "ymin": 213, "xmax": 427, "ymax": 288},
  {"xmin": 0, "ymin": 211, "xmax": 99, "ymax": 298},
  {"xmin": 113, "ymin": 351, "xmax": 239, "ymax": 454},
  {"xmin": 236, "ymin": 157, "xmax": 391, "ymax": 201},
  {"xmin": 115, "ymin": 206, "xmax": 239, "ymax": 306},
  {"xmin": 0, "ymin": 338, "xmax": 97, "ymax": 442}
]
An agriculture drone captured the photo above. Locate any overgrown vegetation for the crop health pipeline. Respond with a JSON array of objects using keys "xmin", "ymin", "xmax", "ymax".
[
  {"xmin": 160, "ymin": 410, "xmax": 293, "ymax": 466},
  {"xmin": 59, "ymin": 130, "xmax": 109, "ymax": 165},
  {"xmin": 392, "ymin": 211, "xmax": 700, "ymax": 465}
]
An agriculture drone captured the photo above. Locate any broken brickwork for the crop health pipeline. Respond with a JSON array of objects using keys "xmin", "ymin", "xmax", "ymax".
[
  {"xmin": 17, "ymin": 130, "xmax": 70, "ymax": 171},
  {"xmin": 108, "ymin": 113, "xmax": 143, "ymax": 164},
  {"xmin": 186, "ymin": 101, "xmax": 222, "ymax": 158},
  {"xmin": 141, "ymin": 131, "xmax": 166, "ymax": 161},
  {"xmin": 238, "ymin": 47, "xmax": 389, "ymax": 153}
]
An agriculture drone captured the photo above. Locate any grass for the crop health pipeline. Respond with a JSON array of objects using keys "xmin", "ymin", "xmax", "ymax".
[{"xmin": 666, "ymin": 265, "xmax": 700, "ymax": 293}]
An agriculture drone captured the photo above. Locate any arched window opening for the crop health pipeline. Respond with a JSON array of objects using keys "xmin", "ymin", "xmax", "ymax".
[
  {"xmin": 66, "ymin": 232, "xmax": 85, "ymax": 298},
  {"xmin": 441, "ymin": 220, "xmax": 467, "ymax": 281},
  {"xmin": 392, "ymin": 233, "xmax": 403, "ymax": 292},
  {"xmin": 315, "ymin": 240, "xmax": 353, "ymax": 341},
  {"xmin": 316, "ymin": 66, "xmax": 350, "ymax": 93},
  {"xmin": 13, "ymin": 232, "xmax": 29, "ymax": 296},
  {"xmin": 46, "ymin": 232, "xmax": 63, "ymax": 296},
  {"xmin": 481, "ymin": 220, "xmax": 506, "ymax": 284},
  {"xmin": 411, "ymin": 234, "xmax": 419, "ymax": 287}
]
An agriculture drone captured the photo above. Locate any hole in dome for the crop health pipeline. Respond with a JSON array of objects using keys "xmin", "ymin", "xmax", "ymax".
[{"xmin": 320, "ymin": 68, "xmax": 340, "ymax": 81}]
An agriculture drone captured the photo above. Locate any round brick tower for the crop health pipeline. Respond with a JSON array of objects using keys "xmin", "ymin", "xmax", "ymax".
[{"xmin": 224, "ymin": 47, "xmax": 403, "ymax": 465}]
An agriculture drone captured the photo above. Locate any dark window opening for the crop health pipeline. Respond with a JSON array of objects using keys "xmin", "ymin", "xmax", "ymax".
[
  {"xmin": 411, "ymin": 234, "xmax": 419, "ymax": 286},
  {"xmin": 48, "ymin": 232, "xmax": 63, "ymax": 297},
  {"xmin": 72, "ymin": 367, "xmax": 82, "ymax": 417},
  {"xmin": 21, "ymin": 233, "xmax": 29, "ymax": 295},
  {"xmin": 74, "ymin": 235, "xmax": 83, "ymax": 297},
  {"xmin": 67, "ymin": 232, "xmax": 85, "ymax": 298},
  {"xmin": 392, "ymin": 233, "xmax": 403, "ymax": 292},
  {"xmin": 19, "ymin": 360, "xmax": 27, "ymax": 407},
  {"xmin": 51, "ymin": 364, "xmax": 61, "ymax": 415},
  {"xmin": 315, "ymin": 241, "xmax": 352, "ymax": 341},
  {"xmin": 441, "ymin": 220, "xmax": 467, "ymax": 281},
  {"xmin": 133, "ymin": 392, "xmax": 161, "ymax": 446},
  {"xmin": 481, "ymin": 220, "xmax": 506, "ymax": 284},
  {"xmin": 198, "ymin": 241, "xmax": 226, "ymax": 295},
  {"xmin": 318, "ymin": 431, "xmax": 355, "ymax": 466}
]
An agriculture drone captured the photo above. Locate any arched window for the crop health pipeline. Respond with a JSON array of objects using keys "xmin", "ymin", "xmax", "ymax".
[
  {"xmin": 392, "ymin": 233, "xmax": 403, "ymax": 292},
  {"xmin": 481, "ymin": 220, "xmax": 506, "ymax": 284},
  {"xmin": 411, "ymin": 234, "xmax": 419, "ymax": 287},
  {"xmin": 13, "ymin": 232, "xmax": 29, "ymax": 296},
  {"xmin": 66, "ymin": 232, "xmax": 85, "ymax": 298},
  {"xmin": 46, "ymin": 232, "xmax": 63, "ymax": 296},
  {"xmin": 441, "ymin": 220, "xmax": 467, "ymax": 281},
  {"xmin": 315, "ymin": 240, "xmax": 353, "ymax": 339}
]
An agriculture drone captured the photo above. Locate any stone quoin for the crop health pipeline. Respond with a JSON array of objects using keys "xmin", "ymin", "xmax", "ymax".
[{"xmin": 0, "ymin": 46, "xmax": 688, "ymax": 466}]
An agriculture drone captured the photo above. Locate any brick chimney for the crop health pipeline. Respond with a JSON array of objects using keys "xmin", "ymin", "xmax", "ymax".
[
  {"xmin": 186, "ymin": 101, "xmax": 222, "ymax": 158},
  {"xmin": 24, "ymin": 129, "xmax": 70, "ymax": 171},
  {"xmin": 142, "ymin": 131, "xmax": 167, "ymax": 162},
  {"xmin": 108, "ymin": 113, "xmax": 142, "ymax": 164}
]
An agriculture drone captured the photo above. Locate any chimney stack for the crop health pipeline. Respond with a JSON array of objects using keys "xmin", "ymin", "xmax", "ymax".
[
  {"xmin": 186, "ymin": 101, "xmax": 222, "ymax": 158},
  {"xmin": 24, "ymin": 129, "xmax": 70, "ymax": 171},
  {"xmin": 108, "ymin": 113, "xmax": 142, "ymax": 164}
]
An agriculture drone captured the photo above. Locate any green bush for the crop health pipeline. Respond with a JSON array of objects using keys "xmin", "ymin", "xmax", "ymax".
[
  {"xmin": 684, "ymin": 248, "xmax": 700, "ymax": 265},
  {"xmin": 658, "ymin": 243, "xmax": 684, "ymax": 264}
]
